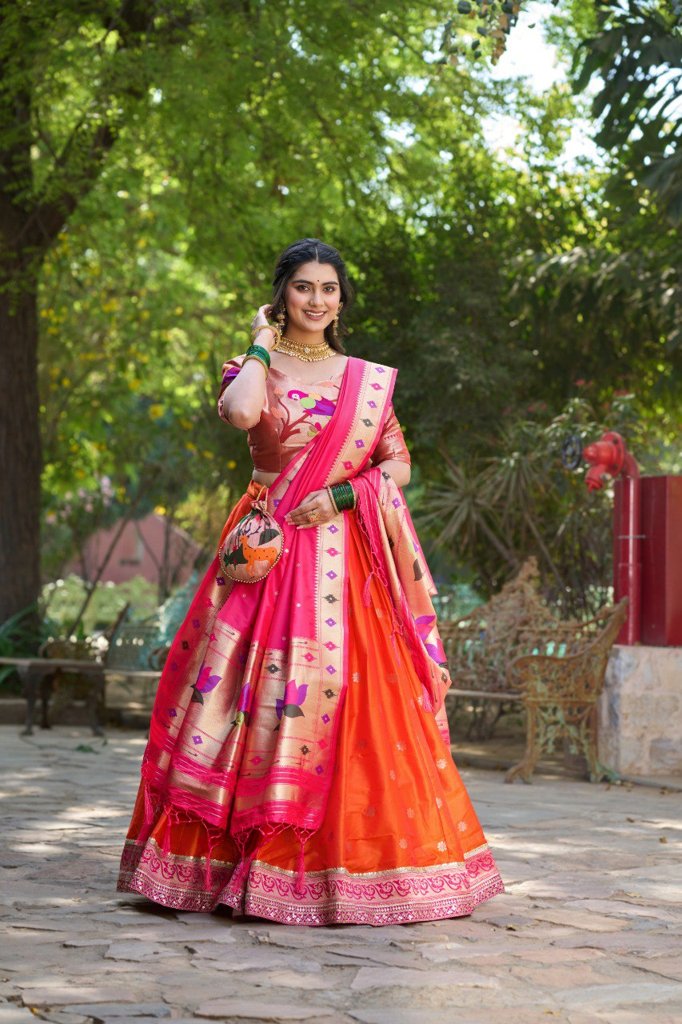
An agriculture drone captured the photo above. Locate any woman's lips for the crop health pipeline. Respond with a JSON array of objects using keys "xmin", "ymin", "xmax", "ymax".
[{"xmin": 304, "ymin": 310, "xmax": 326, "ymax": 319}]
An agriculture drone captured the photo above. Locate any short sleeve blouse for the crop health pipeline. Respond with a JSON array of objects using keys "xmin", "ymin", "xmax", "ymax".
[{"xmin": 218, "ymin": 356, "xmax": 410, "ymax": 475}]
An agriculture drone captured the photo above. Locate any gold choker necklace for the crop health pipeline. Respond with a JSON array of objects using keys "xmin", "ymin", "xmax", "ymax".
[{"xmin": 275, "ymin": 334, "xmax": 336, "ymax": 362}]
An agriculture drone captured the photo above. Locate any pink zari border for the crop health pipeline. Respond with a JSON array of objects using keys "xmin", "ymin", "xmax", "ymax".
[{"xmin": 117, "ymin": 840, "xmax": 505, "ymax": 926}]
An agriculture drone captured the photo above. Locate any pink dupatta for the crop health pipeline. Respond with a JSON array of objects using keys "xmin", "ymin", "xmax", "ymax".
[{"xmin": 138, "ymin": 357, "xmax": 451, "ymax": 889}]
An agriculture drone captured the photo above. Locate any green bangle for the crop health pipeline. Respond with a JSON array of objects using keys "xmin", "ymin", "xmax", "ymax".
[
  {"xmin": 243, "ymin": 352, "xmax": 269, "ymax": 375},
  {"xmin": 245, "ymin": 343, "xmax": 271, "ymax": 368},
  {"xmin": 331, "ymin": 481, "xmax": 356, "ymax": 512}
]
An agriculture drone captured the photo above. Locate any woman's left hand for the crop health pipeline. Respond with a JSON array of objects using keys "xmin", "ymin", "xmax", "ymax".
[{"xmin": 286, "ymin": 489, "xmax": 338, "ymax": 528}]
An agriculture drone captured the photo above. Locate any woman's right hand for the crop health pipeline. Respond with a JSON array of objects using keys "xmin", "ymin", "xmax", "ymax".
[{"xmin": 251, "ymin": 304, "xmax": 278, "ymax": 351}]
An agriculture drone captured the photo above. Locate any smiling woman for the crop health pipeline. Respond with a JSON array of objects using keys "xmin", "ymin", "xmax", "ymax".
[{"xmin": 116, "ymin": 238, "xmax": 504, "ymax": 926}]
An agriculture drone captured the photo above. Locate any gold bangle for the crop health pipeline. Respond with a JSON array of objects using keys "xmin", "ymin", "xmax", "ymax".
[
  {"xmin": 251, "ymin": 323, "xmax": 280, "ymax": 345},
  {"xmin": 326, "ymin": 485, "xmax": 340, "ymax": 516}
]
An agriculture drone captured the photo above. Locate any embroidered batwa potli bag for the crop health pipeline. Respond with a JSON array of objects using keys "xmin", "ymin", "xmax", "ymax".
[{"xmin": 218, "ymin": 486, "xmax": 283, "ymax": 583}]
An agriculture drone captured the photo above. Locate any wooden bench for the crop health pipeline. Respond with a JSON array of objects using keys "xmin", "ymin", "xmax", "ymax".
[
  {"xmin": 0, "ymin": 608, "xmax": 168, "ymax": 737},
  {"xmin": 439, "ymin": 558, "xmax": 627, "ymax": 782}
]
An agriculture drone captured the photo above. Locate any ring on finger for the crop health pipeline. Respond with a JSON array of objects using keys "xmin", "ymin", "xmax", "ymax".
[{"xmin": 307, "ymin": 509, "xmax": 320, "ymax": 522}]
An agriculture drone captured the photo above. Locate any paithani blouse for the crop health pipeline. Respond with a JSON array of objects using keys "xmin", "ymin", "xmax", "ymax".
[{"xmin": 218, "ymin": 355, "xmax": 411, "ymax": 477}]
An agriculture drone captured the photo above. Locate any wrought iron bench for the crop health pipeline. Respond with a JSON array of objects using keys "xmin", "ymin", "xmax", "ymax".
[
  {"xmin": 439, "ymin": 558, "xmax": 627, "ymax": 781},
  {"xmin": 439, "ymin": 558, "xmax": 569, "ymax": 740},
  {"xmin": 504, "ymin": 598, "xmax": 628, "ymax": 783}
]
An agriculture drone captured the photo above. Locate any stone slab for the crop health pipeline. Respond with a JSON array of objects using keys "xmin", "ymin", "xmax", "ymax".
[
  {"xmin": 194, "ymin": 1000, "xmax": 337, "ymax": 1020},
  {"xmin": 350, "ymin": 966, "xmax": 500, "ymax": 992},
  {"xmin": 65, "ymin": 1005, "xmax": 171, "ymax": 1018}
]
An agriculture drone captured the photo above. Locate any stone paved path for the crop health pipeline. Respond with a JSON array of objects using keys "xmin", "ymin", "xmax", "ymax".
[{"xmin": 1, "ymin": 726, "xmax": 681, "ymax": 1024}]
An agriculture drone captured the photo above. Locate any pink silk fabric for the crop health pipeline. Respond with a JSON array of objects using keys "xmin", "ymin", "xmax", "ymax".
[{"xmin": 138, "ymin": 357, "xmax": 452, "ymax": 886}]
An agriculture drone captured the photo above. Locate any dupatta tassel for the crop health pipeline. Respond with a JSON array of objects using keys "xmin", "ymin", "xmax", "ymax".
[
  {"xmin": 203, "ymin": 822, "xmax": 223, "ymax": 890},
  {"xmin": 294, "ymin": 829, "xmax": 311, "ymax": 897},
  {"xmin": 161, "ymin": 811, "xmax": 173, "ymax": 857},
  {"xmin": 137, "ymin": 778, "xmax": 157, "ymax": 845},
  {"xmin": 362, "ymin": 571, "xmax": 374, "ymax": 607},
  {"xmin": 229, "ymin": 829, "xmax": 266, "ymax": 893},
  {"xmin": 143, "ymin": 778, "xmax": 155, "ymax": 824},
  {"xmin": 389, "ymin": 626, "xmax": 403, "ymax": 663}
]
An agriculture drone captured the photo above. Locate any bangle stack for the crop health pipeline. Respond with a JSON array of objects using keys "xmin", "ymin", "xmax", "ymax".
[
  {"xmin": 243, "ymin": 343, "xmax": 271, "ymax": 375},
  {"xmin": 329, "ymin": 481, "xmax": 356, "ymax": 513}
]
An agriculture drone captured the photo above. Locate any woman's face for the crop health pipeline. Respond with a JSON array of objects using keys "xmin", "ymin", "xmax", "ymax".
[{"xmin": 283, "ymin": 261, "xmax": 341, "ymax": 335}]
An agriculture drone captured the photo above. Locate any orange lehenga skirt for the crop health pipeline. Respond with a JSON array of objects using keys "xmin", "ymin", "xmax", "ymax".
[{"xmin": 117, "ymin": 483, "xmax": 504, "ymax": 925}]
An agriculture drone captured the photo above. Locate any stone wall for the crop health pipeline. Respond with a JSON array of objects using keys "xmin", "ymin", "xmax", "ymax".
[{"xmin": 599, "ymin": 645, "xmax": 682, "ymax": 777}]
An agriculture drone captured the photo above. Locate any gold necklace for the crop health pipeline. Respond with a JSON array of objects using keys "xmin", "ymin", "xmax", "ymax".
[{"xmin": 274, "ymin": 334, "xmax": 336, "ymax": 362}]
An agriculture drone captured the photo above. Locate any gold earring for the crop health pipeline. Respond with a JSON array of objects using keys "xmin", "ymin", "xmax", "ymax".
[
  {"xmin": 275, "ymin": 305, "xmax": 286, "ymax": 341},
  {"xmin": 332, "ymin": 301, "xmax": 343, "ymax": 340}
]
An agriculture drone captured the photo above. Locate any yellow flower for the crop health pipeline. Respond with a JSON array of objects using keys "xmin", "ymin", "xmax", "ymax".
[
  {"xmin": 149, "ymin": 404, "xmax": 165, "ymax": 420},
  {"xmin": 227, "ymin": 460, "xmax": 237, "ymax": 470}
]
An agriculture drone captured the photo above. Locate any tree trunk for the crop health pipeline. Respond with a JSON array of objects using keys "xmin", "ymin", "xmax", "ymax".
[{"xmin": 0, "ymin": 279, "xmax": 42, "ymax": 625}]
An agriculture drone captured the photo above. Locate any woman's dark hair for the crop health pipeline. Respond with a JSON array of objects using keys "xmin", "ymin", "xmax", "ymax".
[{"xmin": 271, "ymin": 238, "xmax": 354, "ymax": 353}]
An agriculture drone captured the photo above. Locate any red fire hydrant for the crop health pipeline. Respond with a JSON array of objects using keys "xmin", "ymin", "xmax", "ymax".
[{"xmin": 582, "ymin": 432, "xmax": 641, "ymax": 644}]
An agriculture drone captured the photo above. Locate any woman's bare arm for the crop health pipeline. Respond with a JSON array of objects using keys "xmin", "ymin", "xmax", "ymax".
[
  {"xmin": 221, "ymin": 356, "xmax": 269, "ymax": 429},
  {"xmin": 221, "ymin": 307, "xmax": 276, "ymax": 429}
]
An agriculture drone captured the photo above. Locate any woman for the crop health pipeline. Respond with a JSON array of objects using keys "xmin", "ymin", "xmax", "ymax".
[{"xmin": 117, "ymin": 238, "xmax": 504, "ymax": 926}]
